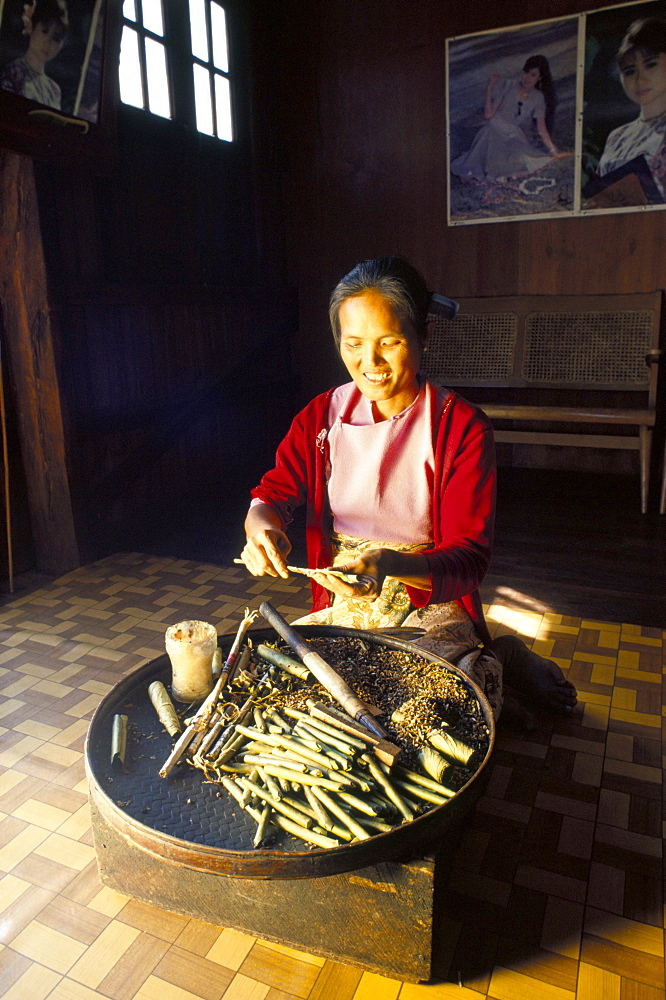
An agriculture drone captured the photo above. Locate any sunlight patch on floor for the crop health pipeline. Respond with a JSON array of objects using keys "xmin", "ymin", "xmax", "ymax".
[{"xmin": 484, "ymin": 587, "xmax": 556, "ymax": 638}]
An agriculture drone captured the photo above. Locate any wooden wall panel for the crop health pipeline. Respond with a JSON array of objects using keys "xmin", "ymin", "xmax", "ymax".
[
  {"xmin": 1, "ymin": 0, "xmax": 298, "ymax": 565},
  {"xmin": 264, "ymin": 0, "xmax": 666, "ymax": 484},
  {"xmin": 0, "ymin": 0, "xmax": 299, "ymax": 565},
  {"xmin": 52, "ymin": 286, "xmax": 298, "ymax": 558},
  {"xmin": 5, "ymin": 0, "xmax": 664, "ymax": 576},
  {"xmin": 269, "ymin": 0, "xmax": 666, "ymax": 402}
]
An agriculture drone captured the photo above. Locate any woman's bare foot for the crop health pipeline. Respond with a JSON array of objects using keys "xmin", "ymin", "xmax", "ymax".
[{"xmin": 491, "ymin": 634, "xmax": 577, "ymax": 714}]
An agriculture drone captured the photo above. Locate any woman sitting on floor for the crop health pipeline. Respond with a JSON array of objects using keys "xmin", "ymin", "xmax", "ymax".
[{"xmin": 239, "ymin": 257, "xmax": 577, "ymax": 724}]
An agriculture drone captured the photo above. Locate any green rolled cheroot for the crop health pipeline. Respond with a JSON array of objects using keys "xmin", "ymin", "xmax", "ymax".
[
  {"xmin": 253, "ymin": 804, "xmax": 271, "ymax": 847},
  {"xmin": 255, "ymin": 644, "xmax": 310, "ymax": 680},
  {"xmin": 236, "ymin": 775, "xmax": 314, "ymax": 828},
  {"xmin": 271, "ymin": 814, "xmax": 341, "ymax": 850},
  {"xmin": 310, "ymin": 786, "xmax": 370, "ymax": 841},
  {"xmin": 393, "ymin": 777, "xmax": 453, "ymax": 805},
  {"xmin": 111, "ymin": 714, "xmax": 128, "ymax": 769},
  {"xmin": 361, "ymin": 753, "xmax": 414, "ymax": 822}
]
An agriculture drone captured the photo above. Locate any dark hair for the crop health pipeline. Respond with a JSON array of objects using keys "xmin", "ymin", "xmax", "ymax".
[
  {"xmin": 329, "ymin": 257, "xmax": 432, "ymax": 348},
  {"xmin": 617, "ymin": 18, "xmax": 666, "ymax": 68},
  {"xmin": 523, "ymin": 54, "xmax": 557, "ymax": 135},
  {"xmin": 31, "ymin": 0, "xmax": 69, "ymax": 31}
]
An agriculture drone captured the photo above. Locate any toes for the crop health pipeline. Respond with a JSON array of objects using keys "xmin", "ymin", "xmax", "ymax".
[
  {"xmin": 551, "ymin": 693, "xmax": 575, "ymax": 707},
  {"xmin": 543, "ymin": 688, "xmax": 576, "ymax": 713},
  {"xmin": 553, "ymin": 681, "xmax": 577, "ymax": 698}
]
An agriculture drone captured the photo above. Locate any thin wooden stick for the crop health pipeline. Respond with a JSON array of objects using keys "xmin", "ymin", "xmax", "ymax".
[{"xmin": 219, "ymin": 608, "xmax": 260, "ymax": 689}]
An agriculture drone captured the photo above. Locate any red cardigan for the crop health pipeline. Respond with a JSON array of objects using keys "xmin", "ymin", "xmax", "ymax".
[{"xmin": 250, "ymin": 383, "xmax": 496, "ymax": 643}]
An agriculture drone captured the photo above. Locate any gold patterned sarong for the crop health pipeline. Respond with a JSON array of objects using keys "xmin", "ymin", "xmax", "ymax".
[{"xmin": 292, "ymin": 533, "xmax": 503, "ymax": 718}]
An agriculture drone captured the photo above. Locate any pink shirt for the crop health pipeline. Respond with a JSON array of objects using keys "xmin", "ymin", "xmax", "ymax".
[{"xmin": 327, "ymin": 381, "xmax": 439, "ymax": 543}]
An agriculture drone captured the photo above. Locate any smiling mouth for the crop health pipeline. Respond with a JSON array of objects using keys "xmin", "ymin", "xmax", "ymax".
[{"xmin": 363, "ymin": 372, "xmax": 391, "ymax": 385}]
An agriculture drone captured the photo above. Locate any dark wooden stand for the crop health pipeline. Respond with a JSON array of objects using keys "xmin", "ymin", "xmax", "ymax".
[
  {"xmin": 90, "ymin": 794, "xmax": 459, "ymax": 983},
  {"xmin": 86, "ymin": 640, "xmax": 492, "ymax": 983}
]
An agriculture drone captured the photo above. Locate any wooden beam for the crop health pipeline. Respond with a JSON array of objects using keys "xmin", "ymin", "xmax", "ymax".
[
  {"xmin": 493, "ymin": 430, "xmax": 642, "ymax": 449},
  {"xmin": 480, "ymin": 405, "xmax": 655, "ymax": 426},
  {"xmin": 0, "ymin": 151, "xmax": 79, "ymax": 574}
]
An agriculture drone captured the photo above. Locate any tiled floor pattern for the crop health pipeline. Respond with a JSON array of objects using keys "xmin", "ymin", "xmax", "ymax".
[{"xmin": 0, "ymin": 552, "xmax": 663, "ymax": 1000}]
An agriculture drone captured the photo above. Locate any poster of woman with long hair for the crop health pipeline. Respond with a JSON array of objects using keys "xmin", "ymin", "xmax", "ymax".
[{"xmin": 447, "ymin": 16, "xmax": 579, "ymax": 224}]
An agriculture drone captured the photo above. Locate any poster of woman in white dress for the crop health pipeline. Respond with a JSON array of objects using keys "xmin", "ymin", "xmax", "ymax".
[
  {"xmin": 447, "ymin": 17, "xmax": 579, "ymax": 224},
  {"xmin": 582, "ymin": 0, "xmax": 666, "ymax": 213},
  {"xmin": 0, "ymin": 0, "xmax": 104, "ymax": 121}
]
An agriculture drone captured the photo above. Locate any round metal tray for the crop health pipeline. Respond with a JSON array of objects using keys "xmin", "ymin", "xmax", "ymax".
[{"xmin": 86, "ymin": 625, "xmax": 495, "ymax": 878}]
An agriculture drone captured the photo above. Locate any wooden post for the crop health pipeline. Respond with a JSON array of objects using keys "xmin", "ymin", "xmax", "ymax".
[{"xmin": 0, "ymin": 151, "xmax": 79, "ymax": 574}]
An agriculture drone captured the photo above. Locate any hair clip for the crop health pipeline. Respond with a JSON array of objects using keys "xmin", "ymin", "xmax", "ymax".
[{"xmin": 430, "ymin": 293, "xmax": 459, "ymax": 320}]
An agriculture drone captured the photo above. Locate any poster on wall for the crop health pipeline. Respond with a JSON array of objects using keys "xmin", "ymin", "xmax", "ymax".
[
  {"xmin": 446, "ymin": 1, "xmax": 666, "ymax": 224},
  {"xmin": 0, "ymin": 0, "xmax": 105, "ymax": 122},
  {"xmin": 447, "ymin": 16, "xmax": 580, "ymax": 224},
  {"xmin": 581, "ymin": 0, "xmax": 666, "ymax": 214}
]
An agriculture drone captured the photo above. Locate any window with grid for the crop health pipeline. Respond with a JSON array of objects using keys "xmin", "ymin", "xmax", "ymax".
[{"xmin": 119, "ymin": 0, "xmax": 233, "ymax": 141}]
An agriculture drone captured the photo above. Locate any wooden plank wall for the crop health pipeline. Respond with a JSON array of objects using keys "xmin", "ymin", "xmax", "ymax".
[
  {"xmin": 10, "ymin": 2, "xmax": 298, "ymax": 566},
  {"xmin": 265, "ymin": 0, "xmax": 666, "ymax": 481},
  {"xmin": 3, "ymin": 0, "xmax": 665, "ymax": 574},
  {"xmin": 55, "ymin": 286, "xmax": 297, "ymax": 502}
]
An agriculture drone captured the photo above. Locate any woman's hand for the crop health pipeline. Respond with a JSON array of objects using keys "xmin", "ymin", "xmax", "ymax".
[
  {"xmin": 486, "ymin": 73, "xmax": 502, "ymax": 88},
  {"xmin": 240, "ymin": 529, "xmax": 291, "ymax": 578},
  {"xmin": 535, "ymin": 117, "xmax": 559, "ymax": 158},
  {"xmin": 241, "ymin": 502, "xmax": 291, "ymax": 578},
  {"xmin": 313, "ymin": 548, "xmax": 433, "ymax": 602},
  {"xmin": 313, "ymin": 548, "xmax": 390, "ymax": 601}
]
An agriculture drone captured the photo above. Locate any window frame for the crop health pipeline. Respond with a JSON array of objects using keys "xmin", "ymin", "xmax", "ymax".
[
  {"xmin": 190, "ymin": 0, "xmax": 232, "ymax": 140},
  {"xmin": 118, "ymin": 0, "xmax": 238, "ymax": 142}
]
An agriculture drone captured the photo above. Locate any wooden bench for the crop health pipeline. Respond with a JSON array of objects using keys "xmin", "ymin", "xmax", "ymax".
[{"xmin": 424, "ymin": 292, "xmax": 664, "ymax": 513}]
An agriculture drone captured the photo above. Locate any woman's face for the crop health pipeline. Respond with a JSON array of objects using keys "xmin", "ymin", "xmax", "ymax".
[
  {"xmin": 338, "ymin": 290, "xmax": 424, "ymax": 420},
  {"xmin": 520, "ymin": 66, "xmax": 541, "ymax": 90},
  {"xmin": 620, "ymin": 50, "xmax": 666, "ymax": 117},
  {"xmin": 27, "ymin": 20, "xmax": 66, "ymax": 71}
]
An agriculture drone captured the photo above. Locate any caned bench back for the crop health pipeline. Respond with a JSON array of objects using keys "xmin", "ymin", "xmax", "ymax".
[{"xmin": 424, "ymin": 292, "xmax": 662, "ymax": 398}]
